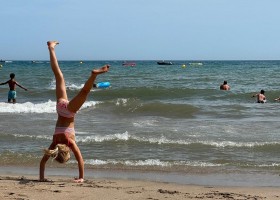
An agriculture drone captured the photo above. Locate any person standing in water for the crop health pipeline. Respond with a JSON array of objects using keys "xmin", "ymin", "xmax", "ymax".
[
  {"xmin": 39, "ymin": 41, "xmax": 109, "ymax": 183},
  {"xmin": 220, "ymin": 80, "xmax": 230, "ymax": 90},
  {"xmin": 0, "ymin": 73, "xmax": 28, "ymax": 103}
]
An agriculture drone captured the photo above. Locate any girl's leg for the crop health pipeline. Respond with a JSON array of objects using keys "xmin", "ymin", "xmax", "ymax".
[
  {"xmin": 68, "ymin": 65, "xmax": 109, "ymax": 112},
  {"xmin": 47, "ymin": 41, "xmax": 68, "ymax": 101}
]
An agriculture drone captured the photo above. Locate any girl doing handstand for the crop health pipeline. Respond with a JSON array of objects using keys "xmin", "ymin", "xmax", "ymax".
[{"xmin": 39, "ymin": 41, "xmax": 109, "ymax": 183}]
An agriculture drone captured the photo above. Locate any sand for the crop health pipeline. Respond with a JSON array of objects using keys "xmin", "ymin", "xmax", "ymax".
[{"xmin": 0, "ymin": 175, "xmax": 280, "ymax": 200}]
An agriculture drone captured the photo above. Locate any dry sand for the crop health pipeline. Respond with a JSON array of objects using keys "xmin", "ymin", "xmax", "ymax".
[{"xmin": 0, "ymin": 175, "xmax": 280, "ymax": 200}]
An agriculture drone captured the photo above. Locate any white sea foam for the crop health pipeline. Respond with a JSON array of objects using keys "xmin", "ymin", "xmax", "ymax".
[
  {"xmin": 66, "ymin": 83, "xmax": 84, "ymax": 90},
  {"xmin": 258, "ymin": 163, "xmax": 280, "ymax": 167},
  {"xmin": 76, "ymin": 131, "xmax": 131, "ymax": 143},
  {"xmin": 124, "ymin": 159, "xmax": 174, "ymax": 167},
  {"xmin": 81, "ymin": 101, "xmax": 99, "ymax": 109},
  {"xmin": 116, "ymin": 98, "xmax": 128, "ymax": 106},
  {"xmin": 200, "ymin": 140, "xmax": 278, "ymax": 148},
  {"xmin": 75, "ymin": 131, "xmax": 280, "ymax": 148},
  {"xmin": 0, "ymin": 101, "xmax": 56, "ymax": 113},
  {"xmin": 48, "ymin": 79, "xmax": 84, "ymax": 91},
  {"xmin": 48, "ymin": 79, "xmax": 56, "ymax": 90},
  {"xmin": 82, "ymin": 159, "xmax": 223, "ymax": 167},
  {"xmin": 13, "ymin": 133, "xmax": 52, "ymax": 141},
  {"xmin": 0, "ymin": 100, "xmax": 98, "ymax": 113}
]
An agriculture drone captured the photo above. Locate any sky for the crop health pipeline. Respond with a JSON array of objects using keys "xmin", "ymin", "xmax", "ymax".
[{"xmin": 1, "ymin": 0, "xmax": 280, "ymax": 60}]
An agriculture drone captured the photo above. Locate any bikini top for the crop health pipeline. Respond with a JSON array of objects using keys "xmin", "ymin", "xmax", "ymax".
[{"xmin": 56, "ymin": 99, "xmax": 76, "ymax": 118}]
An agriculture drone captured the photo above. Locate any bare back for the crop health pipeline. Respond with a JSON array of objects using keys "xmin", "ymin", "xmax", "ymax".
[
  {"xmin": 8, "ymin": 79, "xmax": 17, "ymax": 90},
  {"xmin": 257, "ymin": 94, "xmax": 266, "ymax": 102},
  {"xmin": 220, "ymin": 84, "xmax": 230, "ymax": 90}
]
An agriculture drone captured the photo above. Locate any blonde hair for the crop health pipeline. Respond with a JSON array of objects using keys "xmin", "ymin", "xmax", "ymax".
[{"xmin": 44, "ymin": 144, "xmax": 70, "ymax": 163}]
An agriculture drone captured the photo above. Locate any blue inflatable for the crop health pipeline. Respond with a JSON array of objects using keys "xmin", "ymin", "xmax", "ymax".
[{"xmin": 96, "ymin": 82, "xmax": 110, "ymax": 88}]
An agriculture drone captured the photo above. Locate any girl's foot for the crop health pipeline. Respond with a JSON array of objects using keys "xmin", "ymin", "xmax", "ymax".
[
  {"xmin": 47, "ymin": 41, "xmax": 59, "ymax": 49},
  {"xmin": 39, "ymin": 178, "xmax": 52, "ymax": 182},
  {"xmin": 73, "ymin": 178, "xmax": 84, "ymax": 183},
  {"xmin": 92, "ymin": 65, "xmax": 110, "ymax": 75}
]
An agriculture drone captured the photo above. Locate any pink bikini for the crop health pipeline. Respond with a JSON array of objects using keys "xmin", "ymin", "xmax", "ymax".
[
  {"xmin": 56, "ymin": 99, "xmax": 76, "ymax": 118},
  {"xmin": 53, "ymin": 99, "xmax": 76, "ymax": 146}
]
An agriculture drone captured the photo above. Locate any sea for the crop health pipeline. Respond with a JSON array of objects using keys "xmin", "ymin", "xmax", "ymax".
[{"xmin": 1, "ymin": 60, "xmax": 280, "ymax": 186}]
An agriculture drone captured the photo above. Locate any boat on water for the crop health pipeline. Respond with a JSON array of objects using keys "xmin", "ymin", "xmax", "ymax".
[
  {"xmin": 122, "ymin": 62, "xmax": 136, "ymax": 67},
  {"xmin": 32, "ymin": 60, "xmax": 44, "ymax": 64},
  {"xmin": 157, "ymin": 61, "xmax": 173, "ymax": 65},
  {"xmin": 0, "ymin": 59, "xmax": 12, "ymax": 63}
]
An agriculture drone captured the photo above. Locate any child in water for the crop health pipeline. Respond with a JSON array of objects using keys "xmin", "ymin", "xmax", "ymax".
[
  {"xmin": 252, "ymin": 89, "xmax": 266, "ymax": 103},
  {"xmin": 220, "ymin": 80, "xmax": 230, "ymax": 90},
  {"xmin": 0, "ymin": 73, "xmax": 28, "ymax": 103},
  {"xmin": 39, "ymin": 41, "xmax": 109, "ymax": 183}
]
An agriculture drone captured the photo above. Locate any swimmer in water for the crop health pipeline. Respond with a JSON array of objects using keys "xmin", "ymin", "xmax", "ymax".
[
  {"xmin": 220, "ymin": 80, "xmax": 230, "ymax": 90},
  {"xmin": 252, "ymin": 90, "xmax": 266, "ymax": 103}
]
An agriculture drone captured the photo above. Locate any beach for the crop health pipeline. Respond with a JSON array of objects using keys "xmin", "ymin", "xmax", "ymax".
[
  {"xmin": 2, "ymin": 0, "xmax": 280, "ymax": 198},
  {"xmin": 1, "ymin": 166, "xmax": 280, "ymax": 199},
  {"xmin": 1, "ymin": 174, "xmax": 280, "ymax": 200},
  {"xmin": 1, "ymin": 60, "xmax": 280, "ymax": 198}
]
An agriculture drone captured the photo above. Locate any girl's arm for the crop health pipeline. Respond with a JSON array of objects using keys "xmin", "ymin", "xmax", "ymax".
[
  {"xmin": 39, "ymin": 142, "xmax": 55, "ymax": 181},
  {"xmin": 71, "ymin": 142, "xmax": 84, "ymax": 183},
  {"xmin": 39, "ymin": 154, "xmax": 50, "ymax": 181}
]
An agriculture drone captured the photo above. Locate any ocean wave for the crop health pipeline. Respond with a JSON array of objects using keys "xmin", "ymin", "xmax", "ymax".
[
  {"xmin": 133, "ymin": 120, "xmax": 159, "ymax": 127},
  {"xmin": 0, "ymin": 100, "xmax": 99, "ymax": 113},
  {"xmin": 48, "ymin": 79, "xmax": 111, "ymax": 91},
  {"xmin": 107, "ymin": 98, "xmax": 198, "ymax": 118},
  {"xmin": 82, "ymin": 159, "xmax": 222, "ymax": 167},
  {"xmin": 68, "ymin": 85, "xmax": 280, "ymax": 106},
  {"xmin": 74, "ymin": 131, "xmax": 280, "ymax": 148},
  {"xmin": 48, "ymin": 79, "xmax": 85, "ymax": 91},
  {"xmin": 1, "ymin": 151, "xmax": 280, "ymax": 171},
  {"xmin": 76, "ymin": 131, "xmax": 132, "ymax": 143},
  {"xmin": 67, "ymin": 83, "xmax": 85, "ymax": 90},
  {"xmin": 258, "ymin": 163, "xmax": 280, "ymax": 167},
  {"xmin": 0, "ymin": 100, "xmax": 56, "ymax": 113},
  {"xmin": 199, "ymin": 141, "xmax": 279, "ymax": 148},
  {"xmin": 0, "ymin": 132, "xmax": 53, "ymax": 142},
  {"xmin": 7, "ymin": 131, "xmax": 280, "ymax": 149},
  {"xmin": 97, "ymin": 87, "xmax": 195, "ymax": 101}
]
